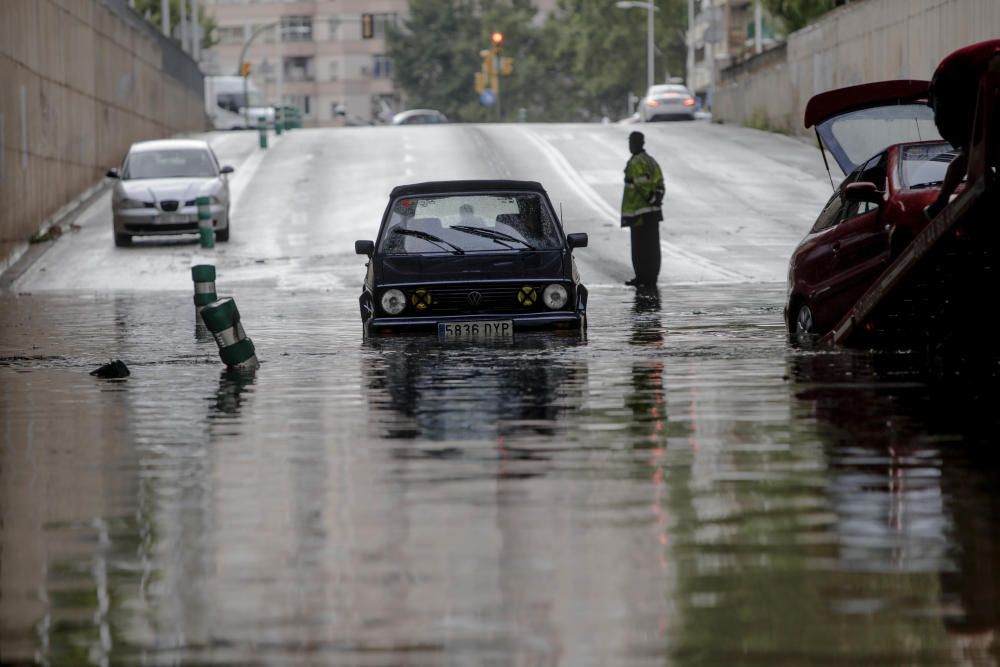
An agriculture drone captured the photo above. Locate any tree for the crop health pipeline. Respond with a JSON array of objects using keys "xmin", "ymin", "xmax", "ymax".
[
  {"xmin": 386, "ymin": 0, "xmax": 690, "ymax": 122},
  {"xmin": 761, "ymin": 0, "xmax": 838, "ymax": 34},
  {"xmin": 132, "ymin": 0, "xmax": 218, "ymax": 49}
]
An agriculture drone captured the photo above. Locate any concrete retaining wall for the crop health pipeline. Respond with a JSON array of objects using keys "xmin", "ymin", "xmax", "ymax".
[
  {"xmin": 0, "ymin": 0, "xmax": 207, "ymax": 256},
  {"xmin": 714, "ymin": 0, "xmax": 1000, "ymax": 137}
]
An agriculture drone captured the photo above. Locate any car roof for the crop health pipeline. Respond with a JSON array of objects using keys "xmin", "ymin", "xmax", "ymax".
[
  {"xmin": 803, "ymin": 80, "xmax": 929, "ymax": 129},
  {"xmin": 389, "ymin": 180, "xmax": 547, "ymax": 198},
  {"xmin": 128, "ymin": 139, "xmax": 212, "ymax": 153}
]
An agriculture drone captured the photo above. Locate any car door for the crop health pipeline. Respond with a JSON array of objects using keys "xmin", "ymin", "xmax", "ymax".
[{"xmin": 825, "ymin": 152, "xmax": 891, "ymax": 317}]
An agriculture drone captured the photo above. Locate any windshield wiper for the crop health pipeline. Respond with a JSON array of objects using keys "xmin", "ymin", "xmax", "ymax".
[
  {"xmin": 392, "ymin": 228, "xmax": 464, "ymax": 254},
  {"xmin": 908, "ymin": 180, "xmax": 944, "ymax": 189},
  {"xmin": 450, "ymin": 225, "xmax": 536, "ymax": 250}
]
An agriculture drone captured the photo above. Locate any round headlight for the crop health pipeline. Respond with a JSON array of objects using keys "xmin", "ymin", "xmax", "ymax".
[
  {"xmin": 542, "ymin": 284, "xmax": 568, "ymax": 309},
  {"xmin": 380, "ymin": 289, "xmax": 406, "ymax": 315}
]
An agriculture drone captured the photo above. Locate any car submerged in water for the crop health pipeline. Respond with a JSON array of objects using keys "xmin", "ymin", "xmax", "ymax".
[
  {"xmin": 785, "ymin": 80, "xmax": 957, "ymax": 337},
  {"xmin": 355, "ymin": 180, "xmax": 589, "ymax": 339}
]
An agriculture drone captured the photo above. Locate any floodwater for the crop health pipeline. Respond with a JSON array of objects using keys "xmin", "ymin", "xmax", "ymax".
[{"xmin": 3, "ymin": 283, "xmax": 1000, "ymax": 665}]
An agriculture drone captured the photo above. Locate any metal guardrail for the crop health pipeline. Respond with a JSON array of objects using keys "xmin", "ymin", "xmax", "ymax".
[{"xmin": 97, "ymin": 0, "xmax": 204, "ymax": 99}]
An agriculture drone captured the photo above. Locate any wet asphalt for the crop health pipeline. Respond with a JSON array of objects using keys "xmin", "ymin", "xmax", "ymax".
[{"xmin": 3, "ymin": 125, "xmax": 1000, "ymax": 665}]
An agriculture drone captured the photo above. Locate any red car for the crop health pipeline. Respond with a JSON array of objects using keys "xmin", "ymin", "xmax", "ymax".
[{"xmin": 785, "ymin": 80, "xmax": 956, "ymax": 336}]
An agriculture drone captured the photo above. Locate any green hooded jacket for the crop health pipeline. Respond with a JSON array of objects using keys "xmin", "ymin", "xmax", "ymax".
[{"xmin": 621, "ymin": 151, "xmax": 665, "ymax": 227}]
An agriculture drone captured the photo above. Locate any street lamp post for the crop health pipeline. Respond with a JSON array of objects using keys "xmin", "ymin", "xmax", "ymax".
[
  {"xmin": 238, "ymin": 21, "xmax": 280, "ymax": 128},
  {"xmin": 615, "ymin": 0, "xmax": 657, "ymax": 92}
]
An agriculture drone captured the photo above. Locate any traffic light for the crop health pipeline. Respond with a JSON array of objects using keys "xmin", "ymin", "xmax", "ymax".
[
  {"xmin": 361, "ymin": 13, "xmax": 374, "ymax": 39},
  {"xmin": 480, "ymin": 49, "xmax": 494, "ymax": 79},
  {"xmin": 240, "ymin": 62, "xmax": 251, "ymax": 77},
  {"xmin": 500, "ymin": 57, "xmax": 513, "ymax": 76},
  {"xmin": 475, "ymin": 71, "xmax": 486, "ymax": 94},
  {"xmin": 491, "ymin": 32, "xmax": 503, "ymax": 45}
]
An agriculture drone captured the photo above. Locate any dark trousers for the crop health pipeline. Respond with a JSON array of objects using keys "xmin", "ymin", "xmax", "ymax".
[{"xmin": 630, "ymin": 221, "xmax": 661, "ymax": 285}]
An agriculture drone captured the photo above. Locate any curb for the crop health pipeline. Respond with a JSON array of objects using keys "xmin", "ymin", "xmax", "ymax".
[{"xmin": 0, "ymin": 179, "xmax": 110, "ymax": 290}]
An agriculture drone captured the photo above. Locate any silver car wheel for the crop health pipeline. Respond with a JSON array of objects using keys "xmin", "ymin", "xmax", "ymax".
[{"xmin": 795, "ymin": 304, "xmax": 814, "ymax": 335}]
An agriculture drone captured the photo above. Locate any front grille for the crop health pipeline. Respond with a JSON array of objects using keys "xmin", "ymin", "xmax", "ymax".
[
  {"xmin": 396, "ymin": 284, "xmax": 566, "ymax": 315},
  {"xmin": 160, "ymin": 200, "xmax": 179, "ymax": 212}
]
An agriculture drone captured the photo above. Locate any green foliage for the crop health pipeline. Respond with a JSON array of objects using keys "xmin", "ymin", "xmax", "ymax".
[
  {"xmin": 761, "ymin": 0, "xmax": 838, "ymax": 34},
  {"xmin": 133, "ymin": 0, "xmax": 218, "ymax": 49},
  {"xmin": 387, "ymin": 0, "xmax": 689, "ymax": 122}
]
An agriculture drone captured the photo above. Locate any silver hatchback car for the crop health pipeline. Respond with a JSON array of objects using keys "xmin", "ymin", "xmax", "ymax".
[{"xmin": 107, "ymin": 139, "xmax": 233, "ymax": 246}]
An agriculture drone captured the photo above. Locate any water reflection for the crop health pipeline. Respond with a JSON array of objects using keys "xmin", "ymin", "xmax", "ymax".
[
  {"xmin": 212, "ymin": 367, "xmax": 256, "ymax": 416},
  {"xmin": 363, "ymin": 335, "xmax": 587, "ymax": 442},
  {"xmin": 789, "ymin": 351, "xmax": 1000, "ymax": 664}
]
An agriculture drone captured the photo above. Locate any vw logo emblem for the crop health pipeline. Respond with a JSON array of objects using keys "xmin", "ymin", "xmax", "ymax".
[{"xmin": 467, "ymin": 291, "xmax": 483, "ymax": 306}]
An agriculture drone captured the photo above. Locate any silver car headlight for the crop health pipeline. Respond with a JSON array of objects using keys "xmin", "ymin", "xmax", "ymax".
[
  {"xmin": 380, "ymin": 289, "xmax": 406, "ymax": 315},
  {"xmin": 542, "ymin": 284, "xmax": 568, "ymax": 309},
  {"xmin": 118, "ymin": 198, "xmax": 149, "ymax": 209}
]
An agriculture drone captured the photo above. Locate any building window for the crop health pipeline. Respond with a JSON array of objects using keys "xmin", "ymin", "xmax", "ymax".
[
  {"xmin": 285, "ymin": 95, "xmax": 312, "ymax": 117},
  {"xmin": 328, "ymin": 18, "xmax": 341, "ymax": 41},
  {"xmin": 283, "ymin": 56, "xmax": 315, "ymax": 82},
  {"xmin": 282, "ymin": 16, "xmax": 313, "ymax": 42},
  {"xmin": 328, "ymin": 60, "xmax": 340, "ymax": 81},
  {"xmin": 370, "ymin": 14, "xmax": 398, "ymax": 39},
  {"xmin": 216, "ymin": 25, "xmax": 245, "ymax": 45},
  {"xmin": 372, "ymin": 55, "xmax": 392, "ymax": 80}
]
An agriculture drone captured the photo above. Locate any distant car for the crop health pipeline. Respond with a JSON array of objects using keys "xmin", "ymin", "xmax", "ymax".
[
  {"xmin": 785, "ymin": 80, "xmax": 952, "ymax": 337},
  {"xmin": 639, "ymin": 84, "xmax": 697, "ymax": 121},
  {"xmin": 391, "ymin": 109, "xmax": 449, "ymax": 125},
  {"xmin": 107, "ymin": 139, "xmax": 233, "ymax": 247},
  {"xmin": 355, "ymin": 180, "xmax": 589, "ymax": 338}
]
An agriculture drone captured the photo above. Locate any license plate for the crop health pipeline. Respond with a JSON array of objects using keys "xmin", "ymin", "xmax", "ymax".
[
  {"xmin": 438, "ymin": 320, "xmax": 513, "ymax": 340},
  {"xmin": 153, "ymin": 214, "xmax": 189, "ymax": 224}
]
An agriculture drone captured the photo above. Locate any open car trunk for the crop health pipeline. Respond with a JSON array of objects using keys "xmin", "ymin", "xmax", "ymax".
[{"xmin": 804, "ymin": 80, "xmax": 942, "ymax": 175}]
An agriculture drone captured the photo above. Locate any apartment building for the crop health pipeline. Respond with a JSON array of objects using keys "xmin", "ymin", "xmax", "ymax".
[{"xmin": 202, "ymin": 0, "xmax": 408, "ymax": 126}]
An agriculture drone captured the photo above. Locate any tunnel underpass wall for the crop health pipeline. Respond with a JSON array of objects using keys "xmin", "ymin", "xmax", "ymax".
[
  {"xmin": 0, "ymin": 0, "xmax": 206, "ymax": 259},
  {"xmin": 713, "ymin": 0, "xmax": 1000, "ymax": 137}
]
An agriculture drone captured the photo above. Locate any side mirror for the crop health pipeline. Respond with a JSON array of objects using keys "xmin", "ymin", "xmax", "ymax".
[
  {"xmin": 355, "ymin": 240, "xmax": 375, "ymax": 257},
  {"xmin": 567, "ymin": 233, "xmax": 589, "ymax": 249},
  {"xmin": 844, "ymin": 181, "xmax": 883, "ymax": 204},
  {"xmin": 106, "ymin": 168, "xmax": 120, "ymax": 179},
  {"xmin": 220, "ymin": 165, "xmax": 235, "ymax": 175}
]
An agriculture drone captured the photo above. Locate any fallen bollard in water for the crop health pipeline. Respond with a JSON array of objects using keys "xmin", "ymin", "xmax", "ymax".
[
  {"xmin": 90, "ymin": 359, "xmax": 130, "ymax": 379},
  {"xmin": 191, "ymin": 264, "xmax": 217, "ymax": 311},
  {"xmin": 199, "ymin": 297, "xmax": 260, "ymax": 371}
]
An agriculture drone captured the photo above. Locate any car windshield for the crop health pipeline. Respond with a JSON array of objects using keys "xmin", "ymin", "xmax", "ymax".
[
  {"xmin": 123, "ymin": 149, "xmax": 217, "ymax": 179},
  {"xmin": 379, "ymin": 193, "xmax": 563, "ymax": 255},
  {"xmin": 901, "ymin": 142, "xmax": 959, "ymax": 188}
]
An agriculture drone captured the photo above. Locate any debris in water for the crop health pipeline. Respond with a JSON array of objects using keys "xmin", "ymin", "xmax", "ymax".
[{"xmin": 90, "ymin": 360, "xmax": 130, "ymax": 379}]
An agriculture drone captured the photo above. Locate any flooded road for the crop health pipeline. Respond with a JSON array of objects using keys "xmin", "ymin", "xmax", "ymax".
[
  {"xmin": 3, "ymin": 124, "xmax": 999, "ymax": 664},
  {"xmin": 4, "ymin": 282, "xmax": 1000, "ymax": 665}
]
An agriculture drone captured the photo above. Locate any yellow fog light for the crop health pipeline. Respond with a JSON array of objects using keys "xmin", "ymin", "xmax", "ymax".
[
  {"xmin": 410, "ymin": 288, "xmax": 432, "ymax": 311},
  {"xmin": 517, "ymin": 286, "xmax": 538, "ymax": 306}
]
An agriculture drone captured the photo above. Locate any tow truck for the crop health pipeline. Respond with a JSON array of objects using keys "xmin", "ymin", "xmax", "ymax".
[{"xmin": 818, "ymin": 53, "xmax": 999, "ymax": 349}]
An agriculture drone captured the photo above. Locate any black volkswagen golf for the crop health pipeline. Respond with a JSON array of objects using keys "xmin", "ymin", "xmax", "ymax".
[{"xmin": 355, "ymin": 180, "xmax": 589, "ymax": 338}]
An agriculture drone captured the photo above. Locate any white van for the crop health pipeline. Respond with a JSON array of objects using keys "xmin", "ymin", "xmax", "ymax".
[{"xmin": 205, "ymin": 76, "xmax": 275, "ymax": 130}]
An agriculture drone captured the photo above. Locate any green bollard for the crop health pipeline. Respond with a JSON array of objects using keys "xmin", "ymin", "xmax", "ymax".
[
  {"xmin": 191, "ymin": 264, "xmax": 217, "ymax": 310},
  {"xmin": 197, "ymin": 196, "xmax": 214, "ymax": 248},
  {"xmin": 258, "ymin": 115, "xmax": 268, "ymax": 149},
  {"xmin": 200, "ymin": 297, "xmax": 259, "ymax": 371}
]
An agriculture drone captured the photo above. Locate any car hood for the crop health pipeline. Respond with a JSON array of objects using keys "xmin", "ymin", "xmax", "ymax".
[
  {"xmin": 804, "ymin": 80, "xmax": 941, "ymax": 174},
  {"xmin": 119, "ymin": 178, "xmax": 220, "ymax": 202},
  {"xmin": 378, "ymin": 250, "xmax": 565, "ymax": 284}
]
